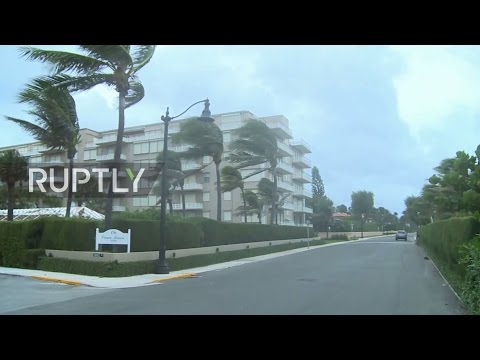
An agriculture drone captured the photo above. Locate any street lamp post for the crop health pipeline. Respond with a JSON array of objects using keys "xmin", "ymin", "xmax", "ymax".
[
  {"xmin": 361, "ymin": 213, "xmax": 365, "ymax": 238},
  {"xmin": 155, "ymin": 99, "xmax": 214, "ymax": 274}
]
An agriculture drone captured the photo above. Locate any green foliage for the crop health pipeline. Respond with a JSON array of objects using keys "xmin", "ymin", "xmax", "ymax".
[
  {"xmin": 311, "ymin": 166, "xmax": 325, "ymax": 197},
  {"xmin": 351, "ymin": 190, "xmax": 374, "ymax": 218},
  {"xmin": 310, "ymin": 195, "xmax": 334, "ymax": 231},
  {"xmin": 336, "ymin": 204, "xmax": 348, "ymax": 213},
  {"xmin": 38, "ymin": 257, "xmax": 157, "ymax": 277},
  {"xmin": 459, "ymin": 235, "xmax": 480, "ymax": 314},
  {"xmin": 418, "ymin": 216, "xmax": 480, "ymax": 277},
  {"xmin": 184, "ymin": 217, "xmax": 308, "ymax": 246},
  {"xmin": 112, "ymin": 218, "xmax": 201, "ymax": 251},
  {"xmin": 41, "ymin": 217, "xmax": 98, "ymax": 251}
]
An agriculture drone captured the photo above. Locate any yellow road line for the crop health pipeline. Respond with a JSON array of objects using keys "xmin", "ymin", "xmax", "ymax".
[
  {"xmin": 31, "ymin": 276, "xmax": 82, "ymax": 286},
  {"xmin": 150, "ymin": 273, "xmax": 196, "ymax": 283}
]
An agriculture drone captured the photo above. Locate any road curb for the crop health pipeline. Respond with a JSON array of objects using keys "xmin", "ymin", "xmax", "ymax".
[
  {"xmin": 426, "ymin": 256, "xmax": 465, "ymax": 307},
  {"xmin": 30, "ymin": 275, "xmax": 83, "ymax": 286},
  {"xmin": 150, "ymin": 273, "xmax": 196, "ymax": 283}
]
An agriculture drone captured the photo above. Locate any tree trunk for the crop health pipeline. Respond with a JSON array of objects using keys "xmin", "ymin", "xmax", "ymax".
[
  {"xmin": 258, "ymin": 212, "xmax": 262, "ymax": 224},
  {"xmin": 272, "ymin": 166, "xmax": 277, "ymax": 225},
  {"xmin": 180, "ymin": 184, "xmax": 186, "ymax": 219},
  {"xmin": 65, "ymin": 156, "xmax": 74, "ymax": 218},
  {"xmin": 215, "ymin": 161, "xmax": 222, "ymax": 222},
  {"xmin": 168, "ymin": 197, "xmax": 173, "ymax": 215},
  {"xmin": 241, "ymin": 187, "xmax": 247, "ymax": 223},
  {"xmin": 7, "ymin": 182, "xmax": 15, "ymax": 221},
  {"xmin": 105, "ymin": 92, "xmax": 126, "ymax": 228}
]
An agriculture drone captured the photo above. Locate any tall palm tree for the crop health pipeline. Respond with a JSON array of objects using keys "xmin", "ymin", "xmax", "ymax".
[
  {"xmin": 227, "ymin": 119, "xmax": 280, "ymax": 224},
  {"xmin": 5, "ymin": 86, "xmax": 80, "ymax": 217},
  {"xmin": 154, "ymin": 150, "xmax": 185, "ymax": 217},
  {"xmin": 172, "ymin": 119, "xmax": 224, "ymax": 221},
  {"xmin": 0, "ymin": 150, "xmax": 28, "ymax": 221},
  {"xmin": 235, "ymin": 190, "xmax": 265, "ymax": 224},
  {"xmin": 221, "ymin": 166, "xmax": 247, "ymax": 223},
  {"xmin": 18, "ymin": 45, "xmax": 156, "ymax": 227}
]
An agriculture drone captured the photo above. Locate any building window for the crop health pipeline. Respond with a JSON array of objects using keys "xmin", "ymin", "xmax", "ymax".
[
  {"xmin": 203, "ymin": 156, "xmax": 210, "ymax": 164},
  {"xmin": 203, "ymin": 211, "xmax": 210, "ymax": 218},
  {"xmin": 223, "ymin": 132, "xmax": 231, "ymax": 143},
  {"xmin": 224, "ymin": 211, "xmax": 232, "ymax": 221},
  {"xmin": 133, "ymin": 197, "xmax": 140, "ymax": 207},
  {"xmin": 150, "ymin": 141, "xmax": 159, "ymax": 153},
  {"xmin": 203, "ymin": 192, "xmax": 210, "ymax": 201},
  {"xmin": 141, "ymin": 142, "xmax": 149, "ymax": 154},
  {"xmin": 224, "ymin": 191, "xmax": 231, "ymax": 200},
  {"xmin": 134, "ymin": 143, "xmax": 142, "ymax": 154},
  {"xmin": 203, "ymin": 172, "xmax": 210, "ymax": 183}
]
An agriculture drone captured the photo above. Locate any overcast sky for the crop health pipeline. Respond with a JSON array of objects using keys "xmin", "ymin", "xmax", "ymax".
[{"xmin": 1, "ymin": 45, "xmax": 479, "ymax": 215}]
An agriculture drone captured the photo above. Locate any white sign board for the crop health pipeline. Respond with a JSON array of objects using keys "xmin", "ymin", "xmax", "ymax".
[{"xmin": 95, "ymin": 228, "xmax": 131, "ymax": 253}]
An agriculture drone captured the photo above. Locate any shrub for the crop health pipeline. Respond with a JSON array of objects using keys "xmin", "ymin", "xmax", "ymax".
[
  {"xmin": 184, "ymin": 217, "xmax": 308, "ymax": 246},
  {"xmin": 459, "ymin": 235, "xmax": 480, "ymax": 314},
  {"xmin": 329, "ymin": 234, "xmax": 349, "ymax": 241},
  {"xmin": 41, "ymin": 217, "xmax": 97, "ymax": 251},
  {"xmin": 418, "ymin": 216, "xmax": 480, "ymax": 277},
  {"xmin": 112, "ymin": 218, "xmax": 202, "ymax": 251}
]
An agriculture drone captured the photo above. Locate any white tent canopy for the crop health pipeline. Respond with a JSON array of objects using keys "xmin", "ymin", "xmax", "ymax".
[{"xmin": 0, "ymin": 207, "xmax": 105, "ymax": 221}]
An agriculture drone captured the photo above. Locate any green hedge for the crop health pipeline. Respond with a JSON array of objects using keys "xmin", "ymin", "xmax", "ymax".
[
  {"xmin": 418, "ymin": 216, "xmax": 480, "ymax": 276},
  {"xmin": 459, "ymin": 235, "xmax": 480, "ymax": 314},
  {"xmin": 184, "ymin": 217, "xmax": 308, "ymax": 247},
  {"xmin": 112, "ymin": 218, "xmax": 202, "ymax": 251},
  {"xmin": 41, "ymin": 217, "xmax": 98, "ymax": 251}
]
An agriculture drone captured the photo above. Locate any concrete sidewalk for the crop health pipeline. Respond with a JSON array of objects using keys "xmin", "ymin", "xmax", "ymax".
[{"xmin": 0, "ymin": 236, "xmax": 384, "ymax": 289}]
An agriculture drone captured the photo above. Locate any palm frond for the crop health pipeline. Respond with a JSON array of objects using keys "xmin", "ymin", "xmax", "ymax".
[
  {"xmin": 131, "ymin": 46, "xmax": 156, "ymax": 73},
  {"xmin": 18, "ymin": 46, "xmax": 111, "ymax": 74},
  {"xmin": 79, "ymin": 45, "xmax": 133, "ymax": 69},
  {"xmin": 4, "ymin": 116, "xmax": 49, "ymax": 140},
  {"xmin": 125, "ymin": 81, "xmax": 145, "ymax": 108}
]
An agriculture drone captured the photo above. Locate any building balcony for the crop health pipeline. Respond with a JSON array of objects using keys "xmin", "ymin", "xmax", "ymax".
[
  {"xmin": 293, "ymin": 187, "xmax": 313, "ymax": 199},
  {"xmin": 112, "ymin": 205, "xmax": 126, "ymax": 212},
  {"xmin": 276, "ymin": 161, "xmax": 294, "ymax": 175},
  {"xmin": 176, "ymin": 183, "xmax": 203, "ymax": 191},
  {"xmin": 97, "ymin": 154, "xmax": 127, "ymax": 162},
  {"xmin": 277, "ymin": 180, "xmax": 294, "ymax": 193},
  {"xmin": 277, "ymin": 141, "xmax": 293, "ymax": 157},
  {"xmin": 172, "ymin": 202, "xmax": 203, "ymax": 210},
  {"xmin": 292, "ymin": 156, "xmax": 311, "ymax": 169},
  {"xmin": 95, "ymin": 135, "xmax": 131, "ymax": 146},
  {"xmin": 266, "ymin": 122, "xmax": 293, "ymax": 139},
  {"xmin": 289, "ymin": 139, "xmax": 312, "ymax": 153},
  {"xmin": 292, "ymin": 171, "xmax": 312, "ymax": 183},
  {"xmin": 294, "ymin": 205, "xmax": 313, "ymax": 214},
  {"xmin": 38, "ymin": 160, "xmax": 65, "ymax": 167},
  {"xmin": 280, "ymin": 201, "xmax": 295, "ymax": 210}
]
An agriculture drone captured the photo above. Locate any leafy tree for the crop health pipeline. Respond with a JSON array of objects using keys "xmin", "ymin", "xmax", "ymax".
[
  {"xmin": 19, "ymin": 45, "xmax": 156, "ymax": 227},
  {"xmin": 0, "ymin": 150, "xmax": 28, "ymax": 221},
  {"xmin": 311, "ymin": 166, "xmax": 325, "ymax": 197}
]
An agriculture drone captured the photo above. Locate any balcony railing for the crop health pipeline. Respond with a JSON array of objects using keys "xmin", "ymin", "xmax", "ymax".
[{"xmin": 172, "ymin": 203, "xmax": 203, "ymax": 210}]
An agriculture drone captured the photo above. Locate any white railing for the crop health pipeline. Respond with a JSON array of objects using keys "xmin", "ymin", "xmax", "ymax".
[
  {"xmin": 289, "ymin": 139, "xmax": 312, "ymax": 152},
  {"xmin": 97, "ymin": 154, "xmax": 127, "ymax": 161},
  {"xmin": 277, "ymin": 141, "xmax": 293, "ymax": 155},
  {"xmin": 266, "ymin": 122, "xmax": 292, "ymax": 137},
  {"xmin": 276, "ymin": 161, "xmax": 294, "ymax": 174},
  {"xmin": 178, "ymin": 183, "xmax": 203, "ymax": 190},
  {"xmin": 112, "ymin": 205, "xmax": 126, "ymax": 212},
  {"xmin": 292, "ymin": 156, "xmax": 312, "ymax": 167},
  {"xmin": 172, "ymin": 203, "xmax": 203, "ymax": 210}
]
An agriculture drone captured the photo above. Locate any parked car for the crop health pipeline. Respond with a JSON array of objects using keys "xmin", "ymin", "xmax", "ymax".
[{"xmin": 395, "ymin": 230, "xmax": 407, "ymax": 241}]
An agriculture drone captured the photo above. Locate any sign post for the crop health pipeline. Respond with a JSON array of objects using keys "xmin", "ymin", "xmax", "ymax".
[{"xmin": 95, "ymin": 228, "xmax": 131, "ymax": 253}]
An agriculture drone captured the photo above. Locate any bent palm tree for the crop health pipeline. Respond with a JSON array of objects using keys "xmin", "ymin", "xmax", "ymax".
[
  {"xmin": 227, "ymin": 119, "xmax": 280, "ymax": 224},
  {"xmin": 235, "ymin": 190, "xmax": 265, "ymax": 224},
  {"xmin": 221, "ymin": 166, "xmax": 247, "ymax": 223},
  {"xmin": 5, "ymin": 86, "xmax": 80, "ymax": 217},
  {"xmin": 18, "ymin": 45, "xmax": 156, "ymax": 226},
  {"xmin": 172, "ymin": 119, "xmax": 224, "ymax": 221},
  {"xmin": 0, "ymin": 150, "xmax": 28, "ymax": 221},
  {"xmin": 154, "ymin": 150, "xmax": 184, "ymax": 216}
]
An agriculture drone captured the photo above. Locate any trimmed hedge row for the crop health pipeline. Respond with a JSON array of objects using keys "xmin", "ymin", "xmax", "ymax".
[
  {"xmin": 41, "ymin": 217, "xmax": 98, "ymax": 251},
  {"xmin": 418, "ymin": 216, "xmax": 480, "ymax": 276},
  {"xmin": 184, "ymin": 217, "xmax": 308, "ymax": 247},
  {"xmin": 112, "ymin": 218, "xmax": 202, "ymax": 251}
]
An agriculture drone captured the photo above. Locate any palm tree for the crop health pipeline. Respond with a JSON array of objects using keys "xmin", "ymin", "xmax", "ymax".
[
  {"xmin": 227, "ymin": 119, "xmax": 280, "ymax": 224},
  {"xmin": 221, "ymin": 166, "xmax": 247, "ymax": 223},
  {"xmin": 0, "ymin": 150, "xmax": 28, "ymax": 221},
  {"xmin": 153, "ymin": 150, "xmax": 185, "ymax": 216},
  {"xmin": 18, "ymin": 45, "xmax": 156, "ymax": 227},
  {"xmin": 172, "ymin": 119, "xmax": 224, "ymax": 221},
  {"xmin": 235, "ymin": 190, "xmax": 265, "ymax": 224},
  {"xmin": 5, "ymin": 86, "xmax": 80, "ymax": 217}
]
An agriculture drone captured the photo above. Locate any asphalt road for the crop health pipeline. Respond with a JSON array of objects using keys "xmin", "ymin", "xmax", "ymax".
[{"xmin": 1, "ymin": 235, "xmax": 466, "ymax": 314}]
